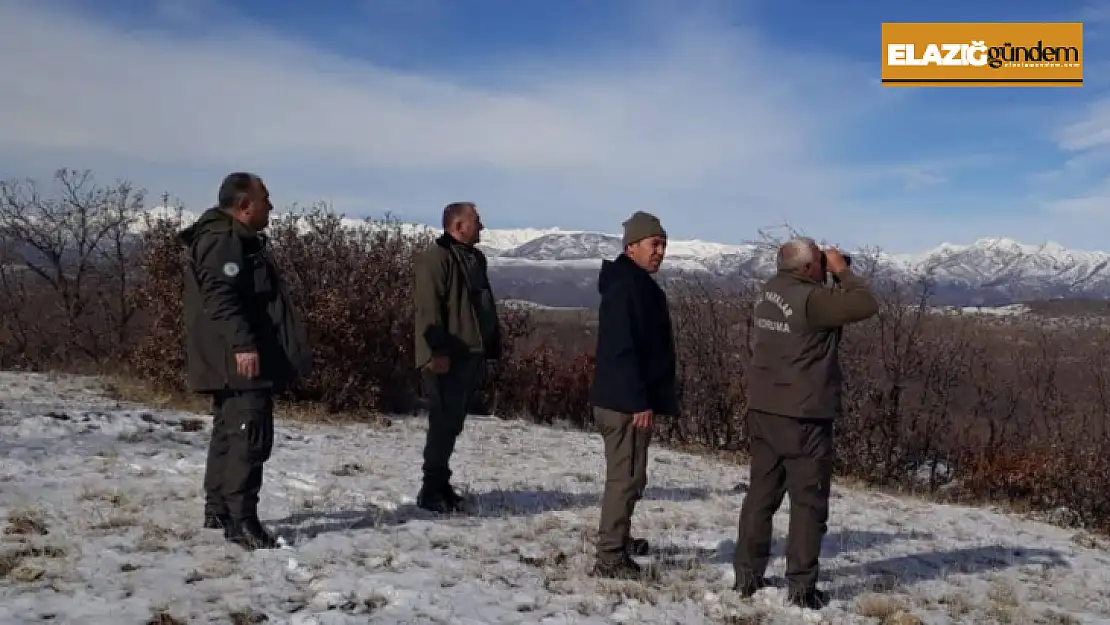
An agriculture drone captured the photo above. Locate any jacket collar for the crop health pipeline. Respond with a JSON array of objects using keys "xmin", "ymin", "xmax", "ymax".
[
  {"xmin": 436, "ymin": 232, "xmax": 473, "ymax": 249},
  {"xmin": 774, "ymin": 269, "xmax": 822, "ymax": 285}
]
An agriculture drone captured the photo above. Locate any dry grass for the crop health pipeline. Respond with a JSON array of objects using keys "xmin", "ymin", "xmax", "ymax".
[
  {"xmin": 856, "ymin": 592, "xmax": 911, "ymax": 618},
  {"xmin": 101, "ymin": 375, "xmax": 211, "ymax": 415},
  {"xmin": 594, "ymin": 578, "xmax": 660, "ymax": 604},
  {"xmin": 988, "ymin": 579, "xmax": 1022, "ymax": 608},
  {"xmin": 102, "ymin": 374, "xmax": 394, "ymax": 428},
  {"xmin": 146, "ymin": 610, "xmax": 187, "ymax": 625},
  {"xmin": 938, "ymin": 591, "xmax": 974, "ymax": 619},
  {"xmin": 4, "ymin": 511, "xmax": 49, "ymax": 537},
  {"xmin": 720, "ymin": 615, "xmax": 770, "ymax": 625},
  {"xmin": 89, "ymin": 515, "xmax": 140, "ymax": 532},
  {"xmin": 228, "ymin": 608, "xmax": 269, "ymax": 624},
  {"xmin": 1037, "ymin": 609, "xmax": 1083, "ymax": 624},
  {"xmin": 0, "ymin": 544, "xmax": 66, "ymax": 582},
  {"xmin": 137, "ymin": 522, "xmax": 176, "ymax": 552},
  {"xmin": 885, "ymin": 612, "xmax": 926, "ymax": 625},
  {"xmin": 78, "ymin": 486, "xmax": 130, "ymax": 508},
  {"xmin": 329, "ymin": 462, "xmax": 367, "ymax": 477},
  {"xmin": 0, "ymin": 509, "xmax": 64, "ymax": 584},
  {"xmin": 858, "ymin": 577, "xmax": 1093, "ymax": 625}
]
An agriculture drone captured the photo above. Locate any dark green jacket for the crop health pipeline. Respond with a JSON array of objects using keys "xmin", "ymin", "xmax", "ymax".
[
  {"xmin": 413, "ymin": 234, "xmax": 502, "ymax": 368},
  {"xmin": 179, "ymin": 208, "xmax": 312, "ymax": 393}
]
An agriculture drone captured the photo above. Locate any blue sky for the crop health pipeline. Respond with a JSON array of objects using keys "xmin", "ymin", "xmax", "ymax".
[{"xmin": 1, "ymin": 0, "xmax": 1109, "ymax": 252}]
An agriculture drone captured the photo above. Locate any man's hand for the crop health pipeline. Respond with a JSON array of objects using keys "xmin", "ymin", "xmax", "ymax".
[
  {"xmin": 823, "ymin": 247, "xmax": 850, "ymax": 276},
  {"xmin": 632, "ymin": 409, "xmax": 654, "ymax": 429},
  {"xmin": 428, "ymin": 355, "xmax": 450, "ymax": 375},
  {"xmin": 235, "ymin": 350, "xmax": 260, "ymax": 379}
]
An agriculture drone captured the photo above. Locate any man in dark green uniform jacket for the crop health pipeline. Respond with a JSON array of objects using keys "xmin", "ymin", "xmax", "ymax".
[
  {"xmin": 412, "ymin": 201, "xmax": 502, "ymax": 513},
  {"xmin": 733, "ymin": 236, "xmax": 878, "ymax": 609},
  {"xmin": 179, "ymin": 172, "xmax": 311, "ymax": 550}
]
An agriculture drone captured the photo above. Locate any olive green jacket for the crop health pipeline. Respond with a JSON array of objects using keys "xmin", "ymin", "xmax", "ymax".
[
  {"xmin": 746, "ymin": 270, "xmax": 878, "ymax": 420},
  {"xmin": 412, "ymin": 234, "xmax": 503, "ymax": 368}
]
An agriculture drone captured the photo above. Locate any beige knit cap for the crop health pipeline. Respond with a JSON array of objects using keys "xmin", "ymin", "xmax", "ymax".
[{"xmin": 622, "ymin": 211, "xmax": 667, "ymax": 246}]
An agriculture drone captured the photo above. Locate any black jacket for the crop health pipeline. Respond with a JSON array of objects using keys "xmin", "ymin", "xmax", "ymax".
[
  {"xmin": 178, "ymin": 208, "xmax": 312, "ymax": 394},
  {"xmin": 590, "ymin": 253, "xmax": 679, "ymax": 415}
]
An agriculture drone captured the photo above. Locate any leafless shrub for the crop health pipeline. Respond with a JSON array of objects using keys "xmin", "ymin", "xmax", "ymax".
[{"xmin": 0, "ymin": 168, "xmax": 143, "ymax": 369}]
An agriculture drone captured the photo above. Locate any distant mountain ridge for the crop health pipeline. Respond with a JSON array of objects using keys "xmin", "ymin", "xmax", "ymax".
[{"xmin": 143, "ymin": 208, "xmax": 1110, "ymax": 308}]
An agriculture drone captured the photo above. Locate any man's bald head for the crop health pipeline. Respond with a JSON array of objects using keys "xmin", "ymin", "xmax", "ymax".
[
  {"xmin": 442, "ymin": 201, "xmax": 483, "ymax": 245},
  {"xmin": 217, "ymin": 171, "xmax": 271, "ymax": 231}
]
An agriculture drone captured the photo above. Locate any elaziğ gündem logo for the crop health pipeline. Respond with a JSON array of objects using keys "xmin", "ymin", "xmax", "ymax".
[{"xmin": 881, "ymin": 22, "xmax": 1083, "ymax": 87}]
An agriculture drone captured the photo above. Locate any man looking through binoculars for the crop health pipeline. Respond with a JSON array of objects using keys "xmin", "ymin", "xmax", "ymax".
[{"xmin": 733, "ymin": 237, "xmax": 879, "ymax": 609}]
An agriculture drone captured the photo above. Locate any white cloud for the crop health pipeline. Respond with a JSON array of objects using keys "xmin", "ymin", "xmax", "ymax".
[
  {"xmin": 1055, "ymin": 98, "xmax": 1110, "ymax": 152},
  {"xmin": 0, "ymin": 0, "xmax": 897, "ymax": 237},
  {"xmin": 1036, "ymin": 89, "xmax": 1110, "ymax": 224},
  {"xmin": 0, "ymin": 1, "xmax": 858, "ymax": 181}
]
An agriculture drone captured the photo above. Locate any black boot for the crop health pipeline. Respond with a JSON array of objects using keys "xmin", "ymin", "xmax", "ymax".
[
  {"xmin": 627, "ymin": 537, "xmax": 650, "ymax": 556},
  {"xmin": 788, "ymin": 587, "xmax": 830, "ymax": 609},
  {"xmin": 203, "ymin": 511, "xmax": 231, "ymax": 530},
  {"xmin": 439, "ymin": 483, "xmax": 467, "ymax": 512},
  {"xmin": 416, "ymin": 484, "xmax": 451, "ymax": 513},
  {"xmin": 417, "ymin": 483, "xmax": 466, "ymax": 514},
  {"xmin": 733, "ymin": 574, "xmax": 769, "ymax": 598},
  {"xmin": 224, "ymin": 516, "xmax": 278, "ymax": 550}
]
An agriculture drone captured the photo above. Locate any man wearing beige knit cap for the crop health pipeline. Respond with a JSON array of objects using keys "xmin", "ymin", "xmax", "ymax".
[{"xmin": 588, "ymin": 211, "xmax": 679, "ymax": 579}]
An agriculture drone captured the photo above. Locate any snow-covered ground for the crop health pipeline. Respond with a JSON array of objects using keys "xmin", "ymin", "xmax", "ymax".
[{"xmin": 2, "ymin": 371, "xmax": 1109, "ymax": 625}]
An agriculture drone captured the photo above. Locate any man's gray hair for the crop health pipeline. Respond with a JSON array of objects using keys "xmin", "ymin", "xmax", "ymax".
[{"xmin": 777, "ymin": 237, "xmax": 818, "ymax": 271}]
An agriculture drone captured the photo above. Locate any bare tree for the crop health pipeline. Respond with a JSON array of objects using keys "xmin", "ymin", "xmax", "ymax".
[{"xmin": 0, "ymin": 168, "xmax": 144, "ymax": 364}]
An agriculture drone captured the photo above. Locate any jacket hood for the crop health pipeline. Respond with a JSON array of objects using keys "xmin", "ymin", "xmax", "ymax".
[
  {"xmin": 598, "ymin": 253, "xmax": 647, "ymax": 294},
  {"xmin": 177, "ymin": 207, "xmax": 259, "ymax": 247},
  {"xmin": 177, "ymin": 207, "xmax": 233, "ymax": 246}
]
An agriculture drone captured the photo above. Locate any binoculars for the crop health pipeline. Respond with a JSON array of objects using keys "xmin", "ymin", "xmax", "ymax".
[
  {"xmin": 820, "ymin": 251, "xmax": 851, "ymax": 284},
  {"xmin": 819, "ymin": 251, "xmax": 852, "ymax": 269}
]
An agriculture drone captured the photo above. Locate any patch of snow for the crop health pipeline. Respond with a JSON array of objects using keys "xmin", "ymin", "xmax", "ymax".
[
  {"xmin": 1, "ymin": 371, "xmax": 1107, "ymax": 624},
  {"xmin": 500, "ymin": 299, "xmax": 588, "ymax": 312},
  {"xmin": 929, "ymin": 304, "xmax": 1032, "ymax": 317},
  {"xmin": 479, "ymin": 227, "xmax": 588, "ymax": 252},
  {"xmin": 488, "ymin": 255, "xmax": 715, "ymax": 274}
]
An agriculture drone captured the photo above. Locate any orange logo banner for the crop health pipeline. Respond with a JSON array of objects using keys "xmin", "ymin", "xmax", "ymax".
[{"xmin": 881, "ymin": 22, "xmax": 1083, "ymax": 87}]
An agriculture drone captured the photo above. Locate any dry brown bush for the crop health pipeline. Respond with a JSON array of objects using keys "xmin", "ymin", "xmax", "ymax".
[{"xmin": 3, "ymin": 169, "xmax": 1110, "ymax": 533}]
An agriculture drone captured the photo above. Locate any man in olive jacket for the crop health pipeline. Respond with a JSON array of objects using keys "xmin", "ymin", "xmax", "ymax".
[
  {"xmin": 588, "ymin": 211, "xmax": 678, "ymax": 580},
  {"xmin": 733, "ymin": 237, "xmax": 878, "ymax": 609},
  {"xmin": 179, "ymin": 172, "xmax": 311, "ymax": 550},
  {"xmin": 412, "ymin": 201, "xmax": 502, "ymax": 513}
]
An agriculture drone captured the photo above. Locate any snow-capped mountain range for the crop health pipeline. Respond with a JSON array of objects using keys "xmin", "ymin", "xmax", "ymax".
[
  {"xmin": 145, "ymin": 208, "xmax": 1110, "ymax": 307},
  {"xmin": 476, "ymin": 228, "xmax": 1110, "ymax": 306}
]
